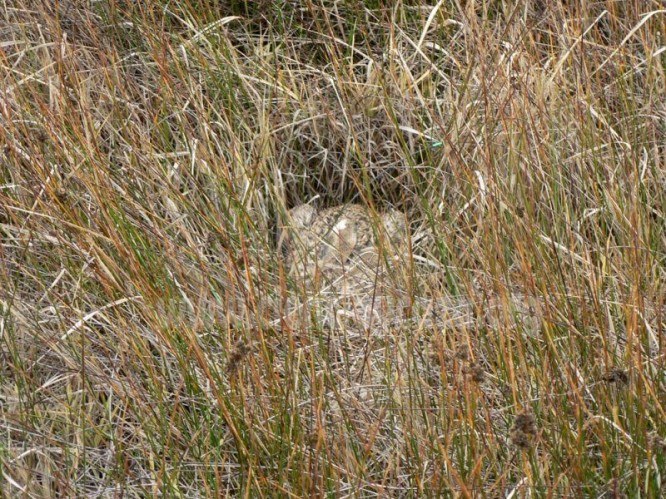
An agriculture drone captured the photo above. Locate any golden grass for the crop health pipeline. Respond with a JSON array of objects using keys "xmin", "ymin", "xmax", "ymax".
[{"xmin": 1, "ymin": 1, "xmax": 664, "ymax": 496}]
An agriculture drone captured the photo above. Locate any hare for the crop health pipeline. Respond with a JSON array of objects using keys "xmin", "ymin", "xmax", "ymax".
[
  {"xmin": 278, "ymin": 203, "xmax": 553, "ymax": 337},
  {"xmin": 281, "ymin": 203, "xmax": 408, "ymax": 286}
]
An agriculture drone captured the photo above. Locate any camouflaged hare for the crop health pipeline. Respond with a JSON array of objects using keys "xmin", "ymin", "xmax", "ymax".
[{"xmin": 281, "ymin": 203, "xmax": 408, "ymax": 286}]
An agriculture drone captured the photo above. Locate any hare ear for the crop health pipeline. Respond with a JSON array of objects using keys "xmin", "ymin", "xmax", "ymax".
[
  {"xmin": 330, "ymin": 218, "xmax": 358, "ymax": 261},
  {"xmin": 288, "ymin": 204, "xmax": 317, "ymax": 229},
  {"xmin": 278, "ymin": 204, "xmax": 317, "ymax": 257}
]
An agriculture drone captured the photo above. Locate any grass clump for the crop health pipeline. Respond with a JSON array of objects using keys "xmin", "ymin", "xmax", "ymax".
[{"xmin": 1, "ymin": 1, "xmax": 664, "ymax": 496}]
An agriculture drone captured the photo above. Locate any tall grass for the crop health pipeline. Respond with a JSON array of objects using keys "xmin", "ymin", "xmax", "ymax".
[{"xmin": 1, "ymin": 1, "xmax": 664, "ymax": 496}]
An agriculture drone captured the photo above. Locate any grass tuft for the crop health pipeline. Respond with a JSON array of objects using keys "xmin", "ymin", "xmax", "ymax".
[{"xmin": 1, "ymin": 1, "xmax": 664, "ymax": 496}]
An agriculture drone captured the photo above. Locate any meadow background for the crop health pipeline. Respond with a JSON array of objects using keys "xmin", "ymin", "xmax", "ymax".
[{"xmin": 1, "ymin": 1, "xmax": 664, "ymax": 496}]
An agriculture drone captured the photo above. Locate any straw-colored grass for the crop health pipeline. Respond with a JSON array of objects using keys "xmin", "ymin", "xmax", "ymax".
[{"xmin": 1, "ymin": 1, "xmax": 664, "ymax": 496}]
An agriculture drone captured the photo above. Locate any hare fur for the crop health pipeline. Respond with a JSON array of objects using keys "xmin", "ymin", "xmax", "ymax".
[{"xmin": 281, "ymin": 203, "xmax": 408, "ymax": 285}]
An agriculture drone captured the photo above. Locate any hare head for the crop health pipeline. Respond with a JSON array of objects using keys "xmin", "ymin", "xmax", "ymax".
[{"xmin": 282, "ymin": 203, "xmax": 408, "ymax": 284}]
